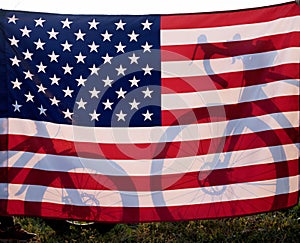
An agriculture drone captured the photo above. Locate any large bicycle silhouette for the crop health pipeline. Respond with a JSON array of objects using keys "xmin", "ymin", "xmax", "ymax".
[{"xmin": 149, "ymin": 33, "xmax": 298, "ymax": 219}]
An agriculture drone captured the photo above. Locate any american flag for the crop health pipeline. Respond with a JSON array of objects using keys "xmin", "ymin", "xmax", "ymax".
[{"xmin": 0, "ymin": 2, "xmax": 299, "ymax": 222}]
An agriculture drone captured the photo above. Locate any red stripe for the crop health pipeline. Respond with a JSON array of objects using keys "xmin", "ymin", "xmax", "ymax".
[
  {"xmin": 0, "ymin": 134, "xmax": 7, "ymax": 151},
  {"xmin": 5, "ymin": 128, "xmax": 298, "ymax": 160},
  {"xmin": 161, "ymin": 3, "xmax": 299, "ymax": 29},
  {"xmin": 1, "ymin": 192, "xmax": 298, "ymax": 222},
  {"xmin": 3, "ymin": 159, "xmax": 298, "ymax": 191},
  {"xmin": 162, "ymin": 96, "xmax": 299, "ymax": 125},
  {"xmin": 161, "ymin": 32, "xmax": 300, "ymax": 61},
  {"xmin": 161, "ymin": 64, "xmax": 299, "ymax": 94}
]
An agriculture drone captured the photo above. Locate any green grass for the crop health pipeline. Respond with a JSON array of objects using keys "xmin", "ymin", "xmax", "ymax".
[{"xmin": 16, "ymin": 204, "xmax": 300, "ymax": 242}]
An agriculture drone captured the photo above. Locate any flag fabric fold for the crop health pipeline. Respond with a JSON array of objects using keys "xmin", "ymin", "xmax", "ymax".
[{"xmin": 0, "ymin": 2, "xmax": 299, "ymax": 222}]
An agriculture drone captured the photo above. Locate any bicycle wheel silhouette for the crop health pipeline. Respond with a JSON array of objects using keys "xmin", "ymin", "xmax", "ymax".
[
  {"xmin": 148, "ymin": 105, "xmax": 293, "ymax": 220},
  {"xmin": 17, "ymin": 155, "xmax": 128, "ymax": 231},
  {"xmin": 147, "ymin": 83, "xmax": 228, "ymax": 220}
]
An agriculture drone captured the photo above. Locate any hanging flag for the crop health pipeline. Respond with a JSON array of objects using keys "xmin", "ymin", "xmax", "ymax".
[{"xmin": 0, "ymin": 2, "xmax": 299, "ymax": 222}]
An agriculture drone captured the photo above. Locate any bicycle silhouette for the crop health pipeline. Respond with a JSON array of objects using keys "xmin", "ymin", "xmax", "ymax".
[
  {"xmin": 150, "ymin": 33, "xmax": 299, "ymax": 219},
  {"xmin": 5, "ymin": 34, "xmax": 299, "ymax": 222}
]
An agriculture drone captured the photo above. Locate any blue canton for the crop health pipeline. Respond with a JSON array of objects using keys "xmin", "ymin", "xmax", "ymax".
[{"xmin": 1, "ymin": 11, "xmax": 161, "ymax": 127}]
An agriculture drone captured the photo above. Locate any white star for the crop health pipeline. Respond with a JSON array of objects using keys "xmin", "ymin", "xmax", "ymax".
[
  {"xmin": 102, "ymin": 53, "xmax": 113, "ymax": 64},
  {"xmin": 10, "ymin": 56, "xmax": 21, "ymax": 66},
  {"xmin": 23, "ymin": 49, "xmax": 33, "ymax": 60},
  {"xmin": 102, "ymin": 76, "xmax": 113, "ymax": 87},
  {"xmin": 141, "ymin": 19, "xmax": 153, "ymax": 30},
  {"xmin": 128, "ymin": 76, "xmax": 140, "ymax": 87},
  {"xmin": 61, "ymin": 18, "xmax": 73, "ymax": 29},
  {"xmin": 128, "ymin": 30, "xmax": 139, "ymax": 42},
  {"xmin": 47, "ymin": 28, "xmax": 59, "ymax": 39},
  {"xmin": 88, "ymin": 19, "xmax": 99, "ymax": 29},
  {"xmin": 50, "ymin": 96, "xmax": 60, "ymax": 106},
  {"xmin": 89, "ymin": 64, "xmax": 100, "ymax": 75},
  {"xmin": 12, "ymin": 101, "xmax": 22, "ymax": 112},
  {"xmin": 76, "ymin": 98, "xmax": 87, "ymax": 109},
  {"xmin": 7, "ymin": 15, "xmax": 19, "ymax": 24},
  {"xmin": 11, "ymin": 78, "xmax": 22, "ymax": 89},
  {"xmin": 115, "ymin": 65, "xmax": 126, "ymax": 76},
  {"xmin": 88, "ymin": 41, "xmax": 99, "ymax": 52},
  {"xmin": 36, "ymin": 83, "xmax": 47, "ymax": 93},
  {"xmin": 25, "ymin": 92, "xmax": 34, "ymax": 102},
  {"xmin": 128, "ymin": 53, "xmax": 140, "ymax": 64},
  {"xmin": 142, "ymin": 64, "xmax": 153, "ymax": 75},
  {"xmin": 89, "ymin": 87, "xmax": 100, "ymax": 98},
  {"xmin": 89, "ymin": 110, "xmax": 100, "ymax": 121},
  {"xmin": 48, "ymin": 51, "xmax": 59, "ymax": 62},
  {"xmin": 20, "ymin": 26, "xmax": 32, "ymax": 37},
  {"xmin": 129, "ymin": 99, "xmax": 140, "ymax": 110},
  {"xmin": 115, "ymin": 42, "xmax": 126, "ymax": 53},
  {"xmin": 23, "ymin": 70, "xmax": 34, "ymax": 80},
  {"xmin": 61, "ymin": 40, "xmax": 73, "ymax": 52},
  {"xmin": 34, "ymin": 38, "xmax": 45, "ymax": 50},
  {"xmin": 102, "ymin": 99, "xmax": 114, "ymax": 110},
  {"xmin": 116, "ymin": 110, "xmax": 127, "ymax": 121},
  {"xmin": 63, "ymin": 86, "xmax": 74, "ymax": 97},
  {"xmin": 115, "ymin": 19, "xmax": 126, "ymax": 30},
  {"xmin": 62, "ymin": 63, "xmax": 73, "ymax": 75},
  {"xmin": 34, "ymin": 18, "xmax": 46, "ymax": 27},
  {"xmin": 142, "ymin": 87, "xmax": 153, "ymax": 98},
  {"xmin": 142, "ymin": 42, "xmax": 152, "ymax": 52},
  {"xmin": 142, "ymin": 110, "xmax": 153, "ymax": 121},
  {"xmin": 116, "ymin": 87, "xmax": 127, "ymax": 99},
  {"xmin": 36, "ymin": 62, "xmax": 47, "ymax": 73},
  {"xmin": 101, "ymin": 30, "xmax": 112, "ymax": 41},
  {"xmin": 38, "ymin": 105, "xmax": 47, "ymax": 116},
  {"xmin": 62, "ymin": 109, "xmax": 73, "ymax": 119},
  {"xmin": 50, "ymin": 74, "xmax": 60, "ymax": 85},
  {"xmin": 9, "ymin": 36, "xmax": 19, "ymax": 47},
  {"xmin": 75, "ymin": 52, "xmax": 86, "ymax": 63},
  {"xmin": 74, "ymin": 29, "xmax": 86, "ymax": 41},
  {"xmin": 76, "ymin": 75, "xmax": 87, "ymax": 86}
]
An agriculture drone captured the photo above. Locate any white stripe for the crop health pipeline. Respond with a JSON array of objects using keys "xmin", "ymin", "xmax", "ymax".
[
  {"xmin": 2, "ymin": 175, "xmax": 298, "ymax": 207},
  {"xmin": 162, "ymin": 80, "xmax": 299, "ymax": 110},
  {"xmin": 4, "ymin": 144, "xmax": 299, "ymax": 176},
  {"xmin": 161, "ymin": 16, "xmax": 300, "ymax": 45},
  {"xmin": 2, "ymin": 111, "xmax": 299, "ymax": 144},
  {"xmin": 161, "ymin": 47, "xmax": 300, "ymax": 78}
]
